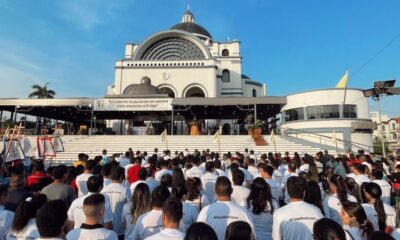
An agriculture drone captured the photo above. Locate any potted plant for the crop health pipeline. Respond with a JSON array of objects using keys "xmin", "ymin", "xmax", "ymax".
[{"xmin": 252, "ymin": 120, "xmax": 264, "ymax": 138}]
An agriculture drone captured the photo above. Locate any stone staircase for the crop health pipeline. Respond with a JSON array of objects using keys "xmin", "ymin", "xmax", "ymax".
[{"xmin": 1, "ymin": 135, "xmax": 333, "ymax": 165}]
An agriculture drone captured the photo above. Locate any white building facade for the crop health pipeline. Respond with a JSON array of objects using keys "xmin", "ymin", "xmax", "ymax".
[
  {"xmin": 281, "ymin": 89, "xmax": 374, "ymax": 153},
  {"xmin": 107, "ymin": 10, "xmax": 266, "ymax": 99}
]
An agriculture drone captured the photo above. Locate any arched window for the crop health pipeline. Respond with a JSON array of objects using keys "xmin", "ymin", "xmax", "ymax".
[
  {"xmin": 185, "ymin": 87, "xmax": 206, "ymax": 97},
  {"xmin": 222, "ymin": 49, "xmax": 229, "ymax": 56},
  {"xmin": 222, "ymin": 69, "xmax": 230, "ymax": 83},
  {"xmin": 252, "ymin": 89, "xmax": 257, "ymax": 97},
  {"xmin": 160, "ymin": 87, "xmax": 175, "ymax": 98}
]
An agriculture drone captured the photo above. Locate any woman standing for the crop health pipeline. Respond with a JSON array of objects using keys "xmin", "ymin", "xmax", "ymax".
[
  {"xmin": 340, "ymin": 202, "xmax": 374, "ymax": 240},
  {"xmin": 323, "ymin": 174, "xmax": 357, "ymax": 224},
  {"xmin": 246, "ymin": 177, "xmax": 277, "ymax": 240},
  {"xmin": 122, "ymin": 183, "xmax": 152, "ymax": 239}
]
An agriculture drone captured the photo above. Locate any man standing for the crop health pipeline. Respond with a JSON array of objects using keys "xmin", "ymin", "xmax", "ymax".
[
  {"xmin": 67, "ymin": 176, "xmax": 113, "ymax": 230},
  {"xmin": 66, "ymin": 194, "xmax": 118, "ymax": 240},
  {"xmin": 272, "ymin": 176, "xmax": 323, "ymax": 240},
  {"xmin": 36, "ymin": 200, "xmax": 68, "ymax": 240},
  {"xmin": 76, "ymin": 160, "xmax": 95, "ymax": 197},
  {"xmin": 200, "ymin": 162, "xmax": 219, "ymax": 203},
  {"xmin": 197, "ymin": 176, "xmax": 254, "ymax": 240},
  {"xmin": 261, "ymin": 165, "xmax": 281, "ymax": 202},
  {"xmin": 41, "ymin": 165, "xmax": 77, "ymax": 207},
  {"xmin": 144, "ymin": 198, "xmax": 185, "ymax": 240},
  {"xmin": 101, "ymin": 166, "xmax": 131, "ymax": 239}
]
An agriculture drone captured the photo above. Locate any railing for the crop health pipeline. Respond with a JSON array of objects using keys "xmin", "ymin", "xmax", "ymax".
[{"xmin": 281, "ymin": 127, "xmax": 371, "ymax": 153}]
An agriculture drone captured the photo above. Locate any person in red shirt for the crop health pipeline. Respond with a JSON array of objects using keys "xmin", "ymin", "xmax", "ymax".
[
  {"xmin": 127, "ymin": 156, "xmax": 142, "ymax": 184},
  {"xmin": 26, "ymin": 161, "xmax": 52, "ymax": 190}
]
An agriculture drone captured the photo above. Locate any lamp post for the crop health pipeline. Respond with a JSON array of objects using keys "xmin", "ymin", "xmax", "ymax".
[
  {"xmin": 13, "ymin": 105, "xmax": 20, "ymax": 125},
  {"xmin": 89, "ymin": 104, "xmax": 94, "ymax": 135},
  {"xmin": 363, "ymin": 80, "xmax": 400, "ymax": 158}
]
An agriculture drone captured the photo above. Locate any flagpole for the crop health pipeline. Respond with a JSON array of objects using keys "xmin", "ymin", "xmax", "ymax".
[{"xmin": 341, "ymin": 69, "xmax": 349, "ymax": 116}]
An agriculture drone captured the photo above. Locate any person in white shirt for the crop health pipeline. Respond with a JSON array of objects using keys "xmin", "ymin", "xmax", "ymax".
[
  {"xmin": 119, "ymin": 151, "xmax": 132, "ymax": 168},
  {"xmin": 270, "ymin": 161, "xmax": 283, "ymax": 185},
  {"xmin": 171, "ymin": 185, "xmax": 198, "ymax": 232},
  {"xmin": 122, "ymin": 183, "xmax": 152, "ymax": 239},
  {"xmin": 340, "ymin": 201, "xmax": 374, "ymax": 240},
  {"xmin": 5, "ymin": 195, "xmax": 47, "ymax": 240},
  {"xmin": 231, "ymin": 169, "xmax": 251, "ymax": 207},
  {"xmin": 67, "ymin": 175, "xmax": 113, "ymax": 230},
  {"xmin": 226, "ymin": 162, "xmax": 252, "ymax": 187},
  {"xmin": 372, "ymin": 169, "xmax": 392, "ymax": 205},
  {"xmin": 101, "ymin": 166, "xmax": 132, "ymax": 238},
  {"xmin": 0, "ymin": 185, "xmax": 14, "ymax": 240},
  {"xmin": 323, "ymin": 174, "xmax": 358, "ymax": 224},
  {"xmin": 66, "ymin": 194, "xmax": 118, "ymax": 240},
  {"xmin": 145, "ymin": 197, "xmax": 185, "ymax": 240},
  {"xmin": 246, "ymin": 157, "xmax": 259, "ymax": 180},
  {"xmin": 246, "ymin": 177, "xmax": 278, "ymax": 240},
  {"xmin": 76, "ymin": 160, "xmax": 95, "ymax": 197},
  {"xmin": 101, "ymin": 164, "xmax": 112, "ymax": 187},
  {"xmin": 36, "ymin": 200, "xmax": 68, "ymax": 240},
  {"xmin": 362, "ymin": 182, "xmax": 397, "ymax": 231},
  {"xmin": 200, "ymin": 162, "xmax": 219, "ymax": 203},
  {"xmin": 312, "ymin": 218, "xmax": 347, "ymax": 240},
  {"xmin": 131, "ymin": 186, "xmax": 171, "ymax": 240},
  {"xmin": 155, "ymin": 160, "xmax": 173, "ymax": 182},
  {"xmin": 281, "ymin": 163, "xmax": 299, "ymax": 204},
  {"xmin": 214, "ymin": 160, "xmax": 226, "ymax": 177},
  {"xmin": 272, "ymin": 176, "xmax": 323, "ymax": 240},
  {"xmin": 348, "ymin": 164, "xmax": 370, "ymax": 186},
  {"xmin": 197, "ymin": 176, "xmax": 255, "ymax": 240},
  {"xmin": 261, "ymin": 165, "xmax": 281, "ymax": 202},
  {"xmin": 185, "ymin": 157, "xmax": 205, "ymax": 179}
]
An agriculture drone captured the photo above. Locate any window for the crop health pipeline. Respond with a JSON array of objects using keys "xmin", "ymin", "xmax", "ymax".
[
  {"xmin": 393, "ymin": 133, "xmax": 397, "ymax": 140},
  {"xmin": 252, "ymin": 89, "xmax": 257, "ymax": 97},
  {"xmin": 343, "ymin": 105, "xmax": 357, "ymax": 118},
  {"xmin": 222, "ymin": 49, "xmax": 229, "ymax": 56},
  {"xmin": 306, "ymin": 105, "xmax": 340, "ymax": 119},
  {"xmin": 382, "ymin": 125, "xmax": 385, "ymax": 131},
  {"xmin": 392, "ymin": 123, "xmax": 396, "ymax": 130},
  {"xmin": 284, "ymin": 108, "xmax": 304, "ymax": 122},
  {"xmin": 222, "ymin": 69, "xmax": 230, "ymax": 83}
]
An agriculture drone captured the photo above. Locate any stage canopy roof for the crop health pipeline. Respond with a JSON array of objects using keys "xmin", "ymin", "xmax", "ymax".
[{"xmin": 0, "ymin": 97, "xmax": 287, "ymax": 123}]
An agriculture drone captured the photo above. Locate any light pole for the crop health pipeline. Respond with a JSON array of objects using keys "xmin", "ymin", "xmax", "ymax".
[
  {"xmin": 363, "ymin": 80, "xmax": 400, "ymax": 158},
  {"xmin": 13, "ymin": 105, "xmax": 20, "ymax": 125},
  {"xmin": 89, "ymin": 104, "xmax": 94, "ymax": 135}
]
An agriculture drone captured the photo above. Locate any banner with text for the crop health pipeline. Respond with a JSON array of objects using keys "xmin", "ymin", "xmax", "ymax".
[{"xmin": 94, "ymin": 98, "xmax": 172, "ymax": 111}]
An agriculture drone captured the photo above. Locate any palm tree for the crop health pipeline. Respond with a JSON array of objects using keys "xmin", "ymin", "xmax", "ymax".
[
  {"xmin": 28, "ymin": 82, "xmax": 56, "ymax": 99},
  {"xmin": 28, "ymin": 83, "xmax": 56, "ymax": 134}
]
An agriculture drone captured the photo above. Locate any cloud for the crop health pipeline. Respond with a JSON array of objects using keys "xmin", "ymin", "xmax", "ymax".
[{"xmin": 55, "ymin": 0, "xmax": 133, "ymax": 31}]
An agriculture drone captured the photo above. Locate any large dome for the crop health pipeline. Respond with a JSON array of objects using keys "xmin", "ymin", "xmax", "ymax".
[
  {"xmin": 171, "ymin": 22, "xmax": 212, "ymax": 39},
  {"xmin": 122, "ymin": 77, "xmax": 163, "ymax": 96},
  {"xmin": 170, "ymin": 10, "xmax": 212, "ymax": 39}
]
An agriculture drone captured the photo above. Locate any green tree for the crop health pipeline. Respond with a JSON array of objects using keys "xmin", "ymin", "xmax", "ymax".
[{"xmin": 28, "ymin": 82, "xmax": 56, "ymax": 98}]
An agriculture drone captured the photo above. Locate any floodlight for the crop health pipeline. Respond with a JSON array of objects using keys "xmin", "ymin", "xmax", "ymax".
[{"xmin": 373, "ymin": 80, "xmax": 396, "ymax": 89}]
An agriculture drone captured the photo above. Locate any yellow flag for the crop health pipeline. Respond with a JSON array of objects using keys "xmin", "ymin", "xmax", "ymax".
[
  {"xmin": 213, "ymin": 130, "xmax": 220, "ymax": 144},
  {"xmin": 161, "ymin": 129, "xmax": 167, "ymax": 143},
  {"xmin": 336, "ymin": 70, "xmax": 349, "ymax": 88},
  {"xmin": 270, "ymin": 129, "xmax": 276, "ymax": 143},
  {"xmin": 332, "ymin": 130, "xmax": 337, "ymax": 144}
]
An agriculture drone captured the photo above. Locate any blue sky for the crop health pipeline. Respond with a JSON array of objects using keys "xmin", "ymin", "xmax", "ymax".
[{"xmin": 0, "ymin": 0, "xmax": 399, "ymax": 117}]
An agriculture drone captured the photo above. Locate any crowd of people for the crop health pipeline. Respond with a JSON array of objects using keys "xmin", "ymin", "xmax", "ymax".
[{"xmin": 0, "ymin": 147, "xmax": 400, "ymax": 240}]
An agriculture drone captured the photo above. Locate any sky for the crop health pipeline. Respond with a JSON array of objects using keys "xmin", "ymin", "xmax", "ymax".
[{"xmin": 0, "ymin": 0, "xmax": 399, "ymax": 117}]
